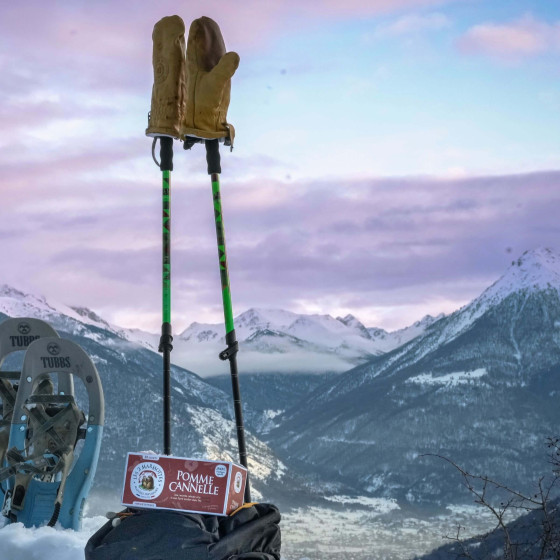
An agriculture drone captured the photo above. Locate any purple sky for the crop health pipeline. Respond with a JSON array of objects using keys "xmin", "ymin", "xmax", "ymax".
[{"xmin": 1, "ymin": 1, "xmax": 559, "ymax": 332}]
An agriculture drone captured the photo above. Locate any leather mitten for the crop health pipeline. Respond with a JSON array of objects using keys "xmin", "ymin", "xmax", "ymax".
[
  {"xmin": 182, "ymin": 17, "xmax": 239, "ymax": 145},
  {"xmin": 146, "ymin": 15, "xmax": 187, "ymax": 138}
]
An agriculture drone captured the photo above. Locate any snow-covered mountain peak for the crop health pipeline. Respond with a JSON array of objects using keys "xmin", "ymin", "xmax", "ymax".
[
  {"xmin": 0, "ymin": 284, "xmax": 437, "ymax": 376},
  {"xmin": 427, "ymin": 248, "xmax": 560, "ymax": 349},
  {"xmin": 507, "ymin": 247, "xmax": 560, "ymax": 285},
  {"xmin": 480, "ymin": 247, "xmax": 560, "ymax": 306},
  {"xmin": 337, "ymin": 313, "xmax": 366, "ymax": 330},
  {"xmin": 0, "ymin": 284, "xmax": 57, "ymax": 317},
  {"xmin": 70, "ymin": 306, "xmax": 111, "ymax": 328},
  {"xmin": 235, "ymin": 308, "xmax": 299, "ymax": 331},
  {"xmin": 412, "ymin": 313, "xmax": 444, "ymax": 328},
  {"xmin": 336, "ymin": 313, "xmax": 374, "ymax": 340},
  {"xmin": 0, "ymin": 284, "xmax": 25, "ymax": 298},
  {"xmin": 0, "ymin": 284, "xmax": 133, "ymax": 342}
]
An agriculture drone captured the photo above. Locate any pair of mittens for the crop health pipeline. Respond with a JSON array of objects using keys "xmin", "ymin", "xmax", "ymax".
[{"xmin": 146, "ymin": 16, "xmax": 239, "ymax": 146}]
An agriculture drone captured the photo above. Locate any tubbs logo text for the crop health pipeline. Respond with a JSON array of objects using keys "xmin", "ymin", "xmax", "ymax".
[
  {"xmin": 40, "ymin": 356, "xmax": 71, "ymax": 368},
  {"xmin": 10, "ymin": 335, "xmax": 40, "ymax": 348}
]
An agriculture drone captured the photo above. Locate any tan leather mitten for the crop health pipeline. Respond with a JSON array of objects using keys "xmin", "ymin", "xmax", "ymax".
[
  {"xmin": 182, "ymin": 17, "xmax": 239, "ymax": 145},
  {"xmin": 146, "ymin": 15, "xmax": 187, "ymax": 138}
]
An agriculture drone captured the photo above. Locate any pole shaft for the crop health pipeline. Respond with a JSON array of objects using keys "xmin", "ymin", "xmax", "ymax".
[
  {"xmin": 163, "ymin": 336, "xmax": 171, "ymax": 455},
  {"xmin": 163, "ymin": 170, "xmax": 171, "ymax": 324},
  {"xmin": 212, "ymin": 175, "xmax": 234, "ymax": 333},
  {"xmin": 162, "ymin": 168, "xmax": 172, "ymax": 455},
  {"xmin": 211, "ymin": 173, "xmax": 251, "ymax": 503}
]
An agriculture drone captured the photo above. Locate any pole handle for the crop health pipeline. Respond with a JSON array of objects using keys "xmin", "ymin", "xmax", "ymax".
[
  {"xmin": 205, "ymin": 139, "xmax": 221, "ymax": 174},
  {"xmin": 160, "ymin": 137, "xmax": 174, "ymax": 171}
]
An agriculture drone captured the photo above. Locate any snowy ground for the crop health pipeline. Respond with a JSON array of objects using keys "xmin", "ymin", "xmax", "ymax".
[
  {"xmin": 280, "ymin": 503, "xmax": 500, "ymax": 560},
  {"xmin": 0, "ymin": 502, "xmax": 501, "ymax": 560},
  {"xmin": 0, "ymin": 516, "xmax": 106, "ymax": 560}
]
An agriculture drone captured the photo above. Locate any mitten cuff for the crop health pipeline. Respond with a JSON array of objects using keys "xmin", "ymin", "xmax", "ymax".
[{"xmin": 182, "ymin": 123, "xmax": 235, "ymax": 146}]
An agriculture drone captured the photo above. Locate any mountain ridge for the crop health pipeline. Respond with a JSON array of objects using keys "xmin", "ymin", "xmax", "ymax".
[
  {"xmin": 270, "ymin": 248, "xmax": 560, "ymax": 505},
  {"xmin": 0, "ymin": 284, "xmax": 439, "ymax": 376}
]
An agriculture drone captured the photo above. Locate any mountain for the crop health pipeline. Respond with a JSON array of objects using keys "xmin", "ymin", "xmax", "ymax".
[
  {"xmin": 0, "ymin": 284, "xmax": 437, "ymax": 433},
  {"xmin": 0, "ymin": 286, "xmax": 290, "ymax": 508},
  {"xmin": 417, "ymin": 497, "xmax": 560, "ymax": 559},
  {"xmin": 173, "ymin": 308, "xmax": 381, "ymax": 376},
  {"xmin": 270, "ymin": 248, "xmax": 560, "ymax": 506},
  {"xmin": 169, "ymin": 308, "xmax": 439, "ymax": 376},
  {"xmin": 207, "ymin": 372, "xmax": 339, "ymax": 435},
  {"xmin": 3, "ymin": 284, "xmax": 438, "ymax": 378},
  {"xmin": 365, "ymin": 313, "xmax": 444, "ymax": 352}
]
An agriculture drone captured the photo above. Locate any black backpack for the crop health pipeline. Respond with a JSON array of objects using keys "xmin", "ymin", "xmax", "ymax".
[{"xmin": 85, "ymin": 502, "xmax": 281, "ymax": 560}]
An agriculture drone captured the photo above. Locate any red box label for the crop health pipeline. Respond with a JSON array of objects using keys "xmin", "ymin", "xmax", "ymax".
[{"xmin": 121, "ymin": 453, "xmax": 247, "ymax": 516}]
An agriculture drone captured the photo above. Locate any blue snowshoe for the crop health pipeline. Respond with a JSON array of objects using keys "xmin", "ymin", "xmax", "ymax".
[
  {"xmin": 0, "ymin": 335, "xmax": 104, "ymax": 529},
  {"xmin": 0, "ymin": 318, "xmax": 61, "ymax": 493}
]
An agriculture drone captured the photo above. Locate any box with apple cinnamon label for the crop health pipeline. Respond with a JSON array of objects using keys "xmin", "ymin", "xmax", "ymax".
[{"xmin": 121, "ymin": 453, "xmax": 247, "ymax": 516}]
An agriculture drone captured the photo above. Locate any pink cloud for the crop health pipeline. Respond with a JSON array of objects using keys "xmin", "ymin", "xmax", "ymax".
[
  {"xmin": 0, "ymin": 0, "xmax": 462, "ymax": 102},
  {"xmin": 1, "ymin": 1, "xmax": 461, "ymax": 57},
  {"xmin": 374, "ymin": 12, "xmax": 451, "ymax": 37},
  {"xmin": 457, "ymin": 15, "xmax": 560, "ymax": 60},
  {"xmin": 0, "ymin": 98, "xmax": 116, "ymax": 132},
  {"xmin": 2, "ymin": 168, "xmax": 559, "ymax": 331}
]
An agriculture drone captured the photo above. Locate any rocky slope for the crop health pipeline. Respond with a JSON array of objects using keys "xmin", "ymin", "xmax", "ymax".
[{"xmin": 271, "ymin": 248, "xmax": 560, "ymax": 506}]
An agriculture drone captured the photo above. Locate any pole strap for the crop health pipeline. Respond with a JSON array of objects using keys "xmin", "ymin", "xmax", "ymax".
[{"xmin": 151, "ymin": 137, "xmax": 174, "ymax": 171}]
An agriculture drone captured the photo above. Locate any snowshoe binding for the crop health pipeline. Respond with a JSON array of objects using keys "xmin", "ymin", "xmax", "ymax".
[
  {"xmin": 0, "ymin": 318, "xmax": 61, "ymax": 492},
  {"xmin": 0, "ymin": 335, "xmax": 104, "ymax": 529}
]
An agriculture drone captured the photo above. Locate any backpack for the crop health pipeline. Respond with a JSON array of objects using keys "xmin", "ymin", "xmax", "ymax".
[{"xmin": 85, "ymin": 502, "xmax": 281, "ymax": 560}]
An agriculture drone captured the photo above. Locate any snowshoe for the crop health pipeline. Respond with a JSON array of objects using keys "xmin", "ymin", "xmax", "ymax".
[
  {"xmin": 0, "ymin": 318, "xmax": 63, "ymax": 493},
  {"xmin": 0, "ymin": 336, "xmax": 104, "ymax": 529}
]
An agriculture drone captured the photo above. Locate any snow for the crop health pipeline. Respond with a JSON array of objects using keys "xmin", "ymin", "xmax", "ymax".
[
  {"xmin": 368, "ymin": 314, "xmax": 444, "ymax": 353},
  {"xmin": 0, "ymin": 284, "xmax": 438, "ymax": 377},
  {"xmin": 323, "ymin": 495, "xmax": 399, "ymax": 514},
  {"xmin": 2, "ymin": 248, "xmax": 558, "ymax": 378},
  {"xmin": 454, "ymin": 248, "xmax": 560, "ymax": 329},
  {"xmin": 433, "ymin": 248, "xmax": 560, "ymax": 348},
  {"xmin": 263, "ymin": 409, "xmax": 283, "ymax": 420},
  {"xmin": 173, "ymin": 307, "xmax": 439, "ymax": 375},
  {"xmin": 0, "ymin": 516, "xmax": 106, "ymax": 560},
  {"xmin": 486, "ymin": 248, "xmax": 560, "ymax": 297},
  {"xmin": 279, "ymin": 503, "xmax": 501, "ymax": 560},
  {"xmin": 406, "ymin": 368, "xmax": 487, "ymax": 387},
  {"xmin": 0, "ymin": 286, "xmax": 59, "ymax": 321},
  {"xmin": 181, "ymin": 307, "xmax": 379, "ymax": 352},
  {"xmin": 0, "ymin": 507, "xmax": 503, "ymax": 560},
  {"xmin": 185, "ymin": 404, "xmax": 287, "ymax": 483},
  {"xmin": 0, "ymin": 285, "xmax": 141, "ymax": 347}
]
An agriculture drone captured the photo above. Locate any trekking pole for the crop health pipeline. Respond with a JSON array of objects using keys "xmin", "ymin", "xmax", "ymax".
[
  {"xmin": 146, "ymin": 15, "xmax": 186, "ymax": 456},
  {"xmin": 205, "ymin": 139, "xmax": 251, "ymax": 503},
  {"xmin": 155, "ymin": 137, "xmax": 174, "ymax": 456}
]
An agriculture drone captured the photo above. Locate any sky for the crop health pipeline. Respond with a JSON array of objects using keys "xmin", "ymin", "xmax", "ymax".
[{"xmin": 0, "ymin": 0, "xmax": 559, "ymax": 333}]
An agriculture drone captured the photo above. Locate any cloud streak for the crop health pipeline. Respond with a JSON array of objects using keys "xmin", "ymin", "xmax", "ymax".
[
  {"xmin": 457, "ymin": 15, "xmax": 560, "ymax": 60},
  {"xmin": 1, "ymin": 2, "xmax": 559, "ymax": 332},
  {"xmin": 374, "ymin": 12, "xmax": 451, "ymax": 37},
  {"xmin": 2, "ymin": 169, "xmax": 559, "ymax": 331}
]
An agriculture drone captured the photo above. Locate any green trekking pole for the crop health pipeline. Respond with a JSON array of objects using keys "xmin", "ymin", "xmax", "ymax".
[
  {"xmin": 157, "ymin": 137, "xmax": 174, "ymax": 456},
  {"xmin": 146, "ymin": 14, "xmax": 185, "ymax": 456},
  {"xmin": 205, "ymin": 139, "xmax": 251, "ymax": 503},
  {"xmin": 181, "ymin": 15, "xmax": 249, "ymax": 500}
]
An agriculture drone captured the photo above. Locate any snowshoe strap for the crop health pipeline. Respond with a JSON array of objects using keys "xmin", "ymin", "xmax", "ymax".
[
  {"xmin": 0, "ymin": 397, "xmax": 84, "ymax": 485},
  {"xmin": 26, "ymin": 402, "xmax": 79, "ymax": 450},
  {"xmin": 0, "ymin": 371, "xmax": 22, "ymax": 379},
  {"xmin": 26, "ymin": 394, "xmax": 75, "ymax": 405},
  {"xmin": 0, "ymin": 378, "xmax": 17, "ymax": 409}
]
